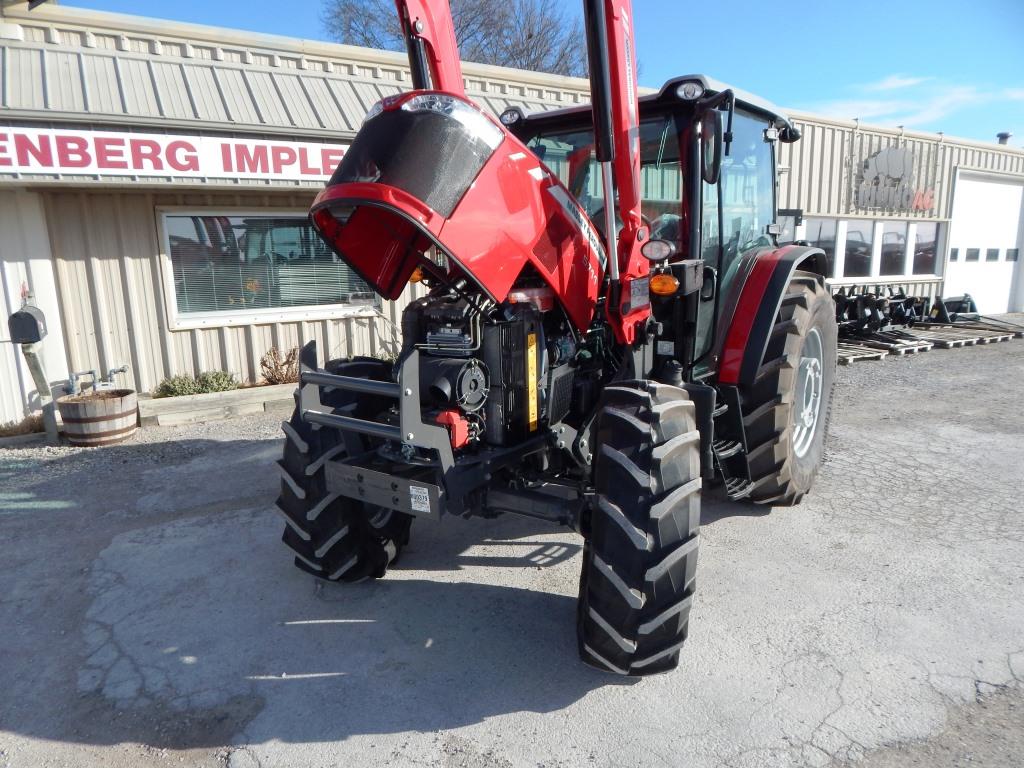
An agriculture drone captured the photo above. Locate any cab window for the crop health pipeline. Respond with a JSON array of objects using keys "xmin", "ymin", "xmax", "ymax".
[
  {"xmin": 526, "ymin": 115, "xmax": 686, "ymax": 251},
  {"xmin": 701, "ymin": 110, "xmax": 776, "ymax": 276}
]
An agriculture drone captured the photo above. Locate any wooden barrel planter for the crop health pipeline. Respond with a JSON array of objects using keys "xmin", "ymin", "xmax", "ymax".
[{"xmin": 56, "ymin": 389, "xmax": 139, "ymax": 447}]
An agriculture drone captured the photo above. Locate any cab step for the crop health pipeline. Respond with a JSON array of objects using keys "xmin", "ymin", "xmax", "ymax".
[
  {"xmin": 724, "ymin": 477, "xmax": 754, "ymax": 500},
  {"xmin": 712, "ymin": 439, "xmax": 743, "ymax": 459}
]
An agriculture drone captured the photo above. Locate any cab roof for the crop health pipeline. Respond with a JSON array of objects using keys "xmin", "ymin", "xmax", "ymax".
[{"xmin": 510, "ymin": 74, "xmax": 798, "ymax": 140}]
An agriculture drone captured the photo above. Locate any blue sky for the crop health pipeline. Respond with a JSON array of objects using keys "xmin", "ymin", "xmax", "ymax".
[{"xmin": 60, "ymin": 0, "xmax": 1024, "ymax": 145}]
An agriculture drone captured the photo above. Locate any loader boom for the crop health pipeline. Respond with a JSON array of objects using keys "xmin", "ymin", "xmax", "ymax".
[
  {"xmin": 583, "ymin": 0, "xmax": 650, "ymax": 344},
  {"xmin": 395, "ymin": 0, "xmax": 464, "ymax": 93},
  {"xmin": 393, "ymin": 0, "xmax": 650, "ymax": 343}
]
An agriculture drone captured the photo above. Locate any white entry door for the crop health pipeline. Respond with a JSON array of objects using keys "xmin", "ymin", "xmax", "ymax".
[{"xmin": 945, "ymin": 172, "xmax": 1024, "ymax": 313}]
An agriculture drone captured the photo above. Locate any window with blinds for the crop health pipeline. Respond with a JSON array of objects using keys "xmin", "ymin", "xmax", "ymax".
[{"xmin": 164, "ymin": 214, "xmax": 378, "ymax": 316}]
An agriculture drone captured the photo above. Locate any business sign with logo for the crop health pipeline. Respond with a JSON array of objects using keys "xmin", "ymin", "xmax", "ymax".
[
  {"xmin": 0, "ymin": 127, "xmax": 348, "ymax": 181},
  {"xmin": 855, "ymin": 147, "xmax": 935, "ymax": 212}
]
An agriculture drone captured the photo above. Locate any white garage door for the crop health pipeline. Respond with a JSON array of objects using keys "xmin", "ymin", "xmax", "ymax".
[{"xmin": 944, "ymin": 172, "xmax": 1024, "ymax": 313}]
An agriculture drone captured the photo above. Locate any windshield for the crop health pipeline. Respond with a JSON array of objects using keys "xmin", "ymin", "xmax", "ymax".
[{"xmin": 526, "ymin": 114, "xmax": 687, "ymax": 251}]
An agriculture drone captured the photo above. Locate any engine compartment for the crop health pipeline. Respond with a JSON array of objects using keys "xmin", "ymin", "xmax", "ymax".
[{"xmin": 399, "ymin": 280, "xmax": 598, "ymax": 454}]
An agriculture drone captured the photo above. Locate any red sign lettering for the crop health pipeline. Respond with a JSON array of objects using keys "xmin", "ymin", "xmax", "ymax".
[
  {"xmin": 0, "ymin": 128, "xmax": 348, "ymax": 179},
  {"xmin": 166, "ymin": 141, "xmax": 199, "ymax": 172},
  {"xmin": 298, "ymin": 147, "xmax": 319, "ymax": 176},
  {"xmin": 95, "ymin": 137, "xmax": 128, "ymax": 169},
  {"xmin": 271, "ymin": 146, "xmax": 297, "ymax": 174},
  {"xmin": 14, "ymin": 133, "xmax": 52, "ymax": 167},
  {"xmin": 912, "ymin": 189, "xmax": 935, "ymax": 211},
  {"xmin": 321, "ymin": 147, "xmax": 345, "ymax": 175},
  {"xmin": 130, "ymin": 139, "xmax": 164, "ymax": 171},
  {"xmin": 56, "ymin": 135, "xmax": 91, "ymax": 168},
  {"xmin": 235, "ymin": 144, "xmax": 269, "ymax": 174}
]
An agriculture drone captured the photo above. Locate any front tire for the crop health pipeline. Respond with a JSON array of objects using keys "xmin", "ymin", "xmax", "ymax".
[
  {"xmin": 577, "ymin": 381, "xmax": 702, "ymax": 676},
  {"xmin": 743, "ymin": 271, "xmax": 837, "ymax": 505},
  {"xmin": 276, "ymin": 358, "xmax": 412, "ymax": 582}
]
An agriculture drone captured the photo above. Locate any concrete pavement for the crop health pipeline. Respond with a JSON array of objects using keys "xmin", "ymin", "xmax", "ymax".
[{"xmin": 1, "ymin": 342, "xmax": 1022, "ymax": 767}]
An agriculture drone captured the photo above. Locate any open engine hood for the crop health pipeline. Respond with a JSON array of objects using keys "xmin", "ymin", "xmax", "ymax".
[{"xmin": 309, "ymin": 91, "xmax": 607, "ymax": 331}]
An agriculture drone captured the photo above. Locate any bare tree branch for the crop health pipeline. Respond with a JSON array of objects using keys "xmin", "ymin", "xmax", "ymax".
[{"xmin": 321, "ymin": 0, "xmax": 587, "ymax": 77}]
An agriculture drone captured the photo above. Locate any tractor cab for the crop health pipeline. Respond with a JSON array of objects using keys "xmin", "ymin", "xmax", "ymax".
[{"xmin": 504, "ymin": 75, "xmax": 802, "ymax": 379}]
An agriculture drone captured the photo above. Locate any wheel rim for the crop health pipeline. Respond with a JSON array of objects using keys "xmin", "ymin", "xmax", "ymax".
[{"xmin": 792, "ymin": 327, "xmax": 824, "ymax": 458}]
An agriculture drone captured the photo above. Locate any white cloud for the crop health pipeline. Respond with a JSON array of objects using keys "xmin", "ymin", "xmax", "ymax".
[
  {"xmin": 862, "ymin": 74, "xmax": 932, "ymax": 92},
  {"xmin": 800, "ymin": 83, "xmax": 994, "ymax": 130},
  {"xmin": 1005, "ymin": 88, "xmax": 1024, "ymax": 101},
  {"xmin": 803, "ymin": 98, "xmax": 903, "ymax": 120},
  {"xmin": 888, "ymin": 86, "xmax": 986, "ymax": 126}
]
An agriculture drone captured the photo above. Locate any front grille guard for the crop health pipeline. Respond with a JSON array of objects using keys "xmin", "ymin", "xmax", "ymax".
[{"xmin": 297, "ymin": 342, "xmax": 455, "ymax": 473}]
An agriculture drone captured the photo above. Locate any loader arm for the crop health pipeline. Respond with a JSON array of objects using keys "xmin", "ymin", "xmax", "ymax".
[
  {"xmin": 391, "ymin": 0, "xmax": 647, "ymax": 341},
  {"xmin": 583, "ymin": 0, "xmax": 650, "ymax": 345},
  {"xmin": 394, "ymin": 0, "xmax": 464, "ymax": 94}
]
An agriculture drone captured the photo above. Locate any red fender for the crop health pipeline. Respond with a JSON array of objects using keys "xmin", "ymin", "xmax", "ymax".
[{"xmin": 717, "ymin": 245, "xmax": 829, "ymax": 386}]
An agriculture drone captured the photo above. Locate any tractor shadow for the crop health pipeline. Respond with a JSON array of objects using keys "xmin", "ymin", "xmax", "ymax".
[
  {"xmin": 700, "ymin": 486, "xmax": 773, "ymax": 526},
  {"xmin": 403, "ymin": 511, "xmax": 582, "ymax": 571},
  {"xmin": 0, "ymin": 437, "xmax": 623, "ymax": 752}
]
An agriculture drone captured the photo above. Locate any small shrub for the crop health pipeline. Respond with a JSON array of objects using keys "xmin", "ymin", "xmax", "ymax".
[
  {"xmin": 154, "ymin": 375, "xmax": 201, "ymax": 398},
  {"xmin": 153, "ymin": 371, "xmax": 237, "ymax": 398},
  {"xmin": 196, "ymin": 370, "xmax": 238, "ymax": 393},
  {"xmin": 0, "ymin": 414, "xmax": 43, "ymax": 437},
  {"xmin": 260, "ymin": 346, "xmax": 299, "ymax": 385}
]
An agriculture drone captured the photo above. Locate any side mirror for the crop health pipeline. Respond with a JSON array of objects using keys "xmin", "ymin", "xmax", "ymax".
[{"xmin": 700, "ymin": 110, "xmax": 723, "ymax": 185}]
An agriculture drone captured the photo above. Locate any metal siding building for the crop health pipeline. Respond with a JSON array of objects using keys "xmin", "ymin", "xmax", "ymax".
[
  {"xmin": 1, "ymin": 1, "xmax": 1023, "ymax": 424},
  {"xmin": 0, "ymin": 2, "xmax": 589, "ymax": 423},
  {"xmin": 776, "ymin": 114, "xmax": 1024, "ymax": 304}
]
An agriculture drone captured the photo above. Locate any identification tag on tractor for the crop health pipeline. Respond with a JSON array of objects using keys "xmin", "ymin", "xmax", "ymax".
[{"xmin": 409, "ymin": 485, "xmax": 431, "ymax": 514}]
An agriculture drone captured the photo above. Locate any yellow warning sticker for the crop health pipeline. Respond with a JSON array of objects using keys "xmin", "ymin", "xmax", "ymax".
[{"xmin": 526, "ymin": 332, "xmax": 538, "ymax": 431}]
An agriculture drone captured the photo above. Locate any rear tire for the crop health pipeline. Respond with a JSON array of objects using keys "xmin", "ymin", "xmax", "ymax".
[
  {"xmin": 577, "ymin": 381, "xmax": 702, "ymax": 676},
  {"xmin": 276, "ymin": 358, "xmax": 412, "ymax": 582},
  {"xmin": 743, "ymin": 271, "xmax": 837, "ymax": 505}
]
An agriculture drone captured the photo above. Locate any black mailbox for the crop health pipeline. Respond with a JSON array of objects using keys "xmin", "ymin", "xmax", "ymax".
[{"xmin": 8, "ymin": 305, "xmax": 47, "ymax": 344}]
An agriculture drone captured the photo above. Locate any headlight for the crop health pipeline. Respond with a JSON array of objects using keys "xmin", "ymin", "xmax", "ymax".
[
  {"xmin": 401, "ymin": 94, "xmax": 504, "ymax": 149},
  {"xmin": 363, "ymin": 95, "xmax": 400, "ymax": 124},
  {"xmin": 676, "ymin": 81, "xmax": 705, "ymax": 101},
  {"xmin": 499, "ymin": 108, "xmax": 522, "ymax": 126},
  {"xmin": 641, "ymin": 238, "xmax": 676, "ymax": 262}
]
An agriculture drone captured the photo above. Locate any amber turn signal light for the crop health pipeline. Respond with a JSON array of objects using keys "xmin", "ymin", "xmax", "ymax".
[
  {"xmin": 650, "ymin": 273, "xmax": 680, "ymax": 296},
  {"xmin": 409, "ymin": 266, "xmax": 425, "ymax": 283}
]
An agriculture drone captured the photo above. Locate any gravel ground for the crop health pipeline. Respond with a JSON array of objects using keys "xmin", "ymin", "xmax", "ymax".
[{"xmin": 1, "ymin": 340, "xmax": 1023, "ymax": 768}]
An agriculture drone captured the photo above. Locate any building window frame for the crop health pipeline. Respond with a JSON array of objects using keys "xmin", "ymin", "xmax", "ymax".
[
  {"xmin": 796, "ymin": 215, "xmax": 946, "ymax": 286},
  {"xmin": 157, "ymin": 206, "xmax": 382, "ymax": 331}
]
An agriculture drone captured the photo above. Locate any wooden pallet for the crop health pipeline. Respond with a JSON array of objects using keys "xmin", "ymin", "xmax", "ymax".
[
  {"xmin": 838, "ymin": 342, "xmax": 888, "ymax": 365},
  {"xmin": 867, "ymin": 331, "xmax": 934, "ymax": 355},
  {"xmin": 905, "ymin": 326, "xmax": 981, "ymax": 348},
  {"xmin": 945, "ymin": 321, "xmax": 1024, "ymax": 338},
  {"xmin": 840, "ymin": 331, "xmax": 932, "ymax": 356},
  {"xmin": 837, "ymin": 318, "xmax": 1019, "ymax": 364},
  {"xmin": 933, "ymin": 324, "xmax": 1016, "ymax": 343},
  {"xmin": 917, "ymin": 324, "xmax": 1017, "ymax": 345},
  {"xmin": 972, "ymin": 317, "xmax": 1024, "ymax": 339}
]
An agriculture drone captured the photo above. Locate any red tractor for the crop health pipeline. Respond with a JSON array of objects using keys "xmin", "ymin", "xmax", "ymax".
[{"xmin": 277, "ymin": 0, "xmax": 836, "ymax": 675}]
